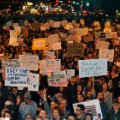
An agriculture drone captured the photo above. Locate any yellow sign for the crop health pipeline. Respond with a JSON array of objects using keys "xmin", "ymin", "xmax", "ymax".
[{"xmin": 32, "ymin": 38, "xmax": 46, "ymax": 50}]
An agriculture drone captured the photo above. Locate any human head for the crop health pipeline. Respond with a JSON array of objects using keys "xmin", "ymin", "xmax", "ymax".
[
  {"xmin": 77, "ymin": 94, "xmax": 84, "ymax": 102},
  {"xmin": 97, "ymin": 91, "xmax": 104, "ymax": 101},
  {"xmin": 75, "ymin": 104, "xmax": 85, "ymax": 115},
  {"xmin": 102, "ymin": 82, "xmax": 108, "ymax": 92},
  {"xmin": 70, "ymin": 76, "xmax": 76, "ymax": 85},
  {"xmin": 67, "ymin": 114, "xmax": 76, "ymax": 120},
  {"xmin": 4, "ymin": 110, "xmax": 12, "ymax": 120},
  {"xmin": 112, "ymin": 99, "xmax": 120, "ymax": 112},
  {"xmin": 11, "ymin": 87, "xmax": 18, "ymax": 95},
  {"xmin": 39, "ymin": 109, "xmax": 47, "ymax": 119},
  {"xmin": 26, "ymin": 114, "xmax": 34, "ymax": 120},
  {"xmin": 24, "ymin": 92, "xmax": 31, "ymax": 104},
  {"xmin": 52, "ymin": 107, "xmax": 61, "ymax": 119},
  {"xmin": 84, "ymin": 113, "xmax": 93, "ymax": 120}
]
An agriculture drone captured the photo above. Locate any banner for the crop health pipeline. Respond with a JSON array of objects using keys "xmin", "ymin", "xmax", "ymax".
[
  {"xmin": 73, "ymin": 99, "xmax": 103, "ymax": 120},
  {"xmin": 49, "ymin": 42, "xmax": 61, "ymax": 50},
  {"xmin": 9, "ymin": 30, "xmax": 19, "ymax": 46},
  {"xmin": 79, "ymin": 59, "xmax": 107, "ymax": 78},
  {"xmin": 48, "ymin": 70, "xmax": 68, "ymax": 87},
  {"xmin": 32, "ymin": 38, "xmax": 46, "ymax": 50},
  {"xmin": 19, "ymin": 55, "xmax": 39, "ymax": 71},
  {"xmin": 67, "ymin": 69, "xmax": 75, "ymax": 79},
  {"xmin": 28, "ymin": 73, "xmax": 39, "ymax": 91},
  {"xmin": 5, "ymin": 67, "xmax": 28, "ymax": 87}
]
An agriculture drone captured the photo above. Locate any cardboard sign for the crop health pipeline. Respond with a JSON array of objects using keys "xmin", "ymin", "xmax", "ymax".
[
  {"xmin": 5, "ymin": 67, "xmax": 28, "ymax": 87},
  {"xmin": 48, "ymin": 70, "xmax": 68, "ymax": 87},
  {"xmin": 19, "ymin": 55, "xmax": 39, "ymax": 71},
  {"xmin": 28, "ymin": 73, "xmax": 39, "ymax": 91},
  {"xmin": 79, "ymin": 59, "xmax": 107, "ymax": 78},
  {"xmin": 9, "ymin": 30, "xmax": 19, "ymax": 46},
  {"xmin": 67, "ymin": 69, "xmax": 75, "ymax": 79},
  {"xmin": 49, "ymin": 42, "xmax": 61, "ymax": 50},
  {"xmin": 32, "ymin": 38, "xmax": 46, "ymax": 50},
  {"xmin": 47, "ymin": 34, "xmax": 59, "ymax": 44},
  {"xmin": 96, "ymin": 41, "xmax": 109, "ymax": 49},
  {"xmin": 73, "ymin": 99, "xmax": 103, "ymax": 120}
]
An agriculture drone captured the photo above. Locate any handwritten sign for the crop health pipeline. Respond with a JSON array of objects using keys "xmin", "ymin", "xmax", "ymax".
[
  {"xmin": 96, "ymin": 41, "xmax": 109, "ymax": 49},
  {"xmin": 79, "ymin": 59, "xmax": 107, "ymax": 78},
  {"xmin": 47, "ymin": 34, "xmax": 59, "ymax": 44},
  {"xmin": 99, "ymin": 49, "xmax": 114, "ymax": 62},
  {"xmin": 5, "ymin": 67, "xmax": 28, "ymax": 87},
  {"xmin": 73, "ymin": 99, "xmax": 103, "ymax": 120},
  {"xmin": 49, "ymin": 42, "xmax": 61, "ymax": 50},
  {"xmin": 32, "ymin": 38, "xmax": 46, "ymax": 50},
  {"xmin": 48, "ymin": 70, "xmax": 68, "ymax": 87},
  {"xmin": 9, "ymin": 30, "xmax": 19, "ymax": 46},
  {"xmin": 67, "ymin": 69, "xmax": 75, "ymax": 79},
  {"xmin": 19, "ymin": 55, "xmax": 39, "ymax": 71},
  {"xmin": 28, "ymin": 73, "xmax": 39, "ymax": 91}
]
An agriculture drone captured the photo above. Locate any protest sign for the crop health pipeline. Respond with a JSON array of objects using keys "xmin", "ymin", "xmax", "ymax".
[
  {"xmin": 46, "ymin": 59, "xmax": 61, "ymax": 72},
  {"xmin": 96, "ymin": 41, "xmax": 109, "ymax": 49},
  {"xmin": 0, "ymin": 118, "xmax": 9, "ymax": 120},
  {"xmin": 83, "ymin": 34, "xmax": 94, "ymax": 42},
  {"xmin": 106, "ymin": 32, "xmax": 118, "ymax": 39},
  {"xmin": 28, "ymin": 73, "xmax": 39, "ymax": 91},
  {"xmin": 52, "ymin": 21, "xmax": 60, "ymax": 28},
  {"xmin": 79, "ymin": 58, "xmax": 107, "ymax": 78},
  {"xmin": 39, "ymin": 60, "xmax": 47, "ymax": 75},
  {"xmin": 9, "ymin": 30, "xmax": 19, "ymax": 46},
  {"xmin": 73, "ymin": 99, "xmax": 103, "ymax": 120},
  {"xmin": 48, "ymin": 70, "xmax": 68, "ymax": 87},
  {"xmin": 32, "ymin": 38, "xmax": 46, "ymax": 50},
  {"xmin": 47, "ymin": 34, "xmax": 59, "ymax": 44},
  {"xmin": 15, "ymin": 26, "xmax": 21, "ymax": 36},
  {"xmin": 76, "ymin": 28, "xmax": 88, "ymax": 36},
  {"xmin": 19, "ymin": 55, "xmax": 39, "ymax": 71},
  {"xmin": 64, "ymin": 24, "xmax": 73, "ymax": 30},
  {"xmin": 49, "ymin": 42, "xmax": 61, "ymax": 50},
  {"xmin": 67, "ymin": 69, "xmax": 75, "ymax": 79},
  {"xmin": 61, "ymin": 20, "xmax": 67, "ymax": 26},
  {"xmin": 13, "ymin": 23, "xmax": 19, "ymax": 28},
  {"xmin": 99, "ymin": 49, "xmax": 114, "ymax": 62},
  {"xmin": 40, "ymin": 25, "xmax": 47, "ymax": 31},
  {"xmin": 1, "ymin": 59, "xmax": 20, "ymax": 69},
  {"xmin": 22, "ymin": 27, "xmax": 29, "ymax": 37},
  {"xmin": 5, "ymin": 67, "xmax": 28, "ymax": 87}
]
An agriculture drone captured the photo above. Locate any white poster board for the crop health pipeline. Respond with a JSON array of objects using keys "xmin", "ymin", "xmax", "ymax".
[
  {"xmin": 5, "ymin": 67, "xmax": 28, "ymax": 87},
  {"xmin": 19, "ymin": 55, "xmax": 39, "ymax": 71},
  {"xmin": 28, "ymin": 73, "xmax": 39, "ymax": 91},
  {"xmin": 48, "ymin": 70, "xmax": 68, "ymax": 87},
  {"xmin": 73, "ymin": 99, "xmax": 103, "ymax": 120},
  {"xmin": 67, "ymin": 69, "xmax": 75, "ymax": 79},
  {"xmin": 79, "ymin": 59, "xmax": 107, "ymax": 78}
]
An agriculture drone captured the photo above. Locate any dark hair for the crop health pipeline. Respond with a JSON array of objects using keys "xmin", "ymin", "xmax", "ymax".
[
  {"xmin": 77, "ymin": 104, "xmax": 85, "ymax": 111},
  {"xmin": 84, "ymin": 113, "xmax": 93, "ymax": 120}
]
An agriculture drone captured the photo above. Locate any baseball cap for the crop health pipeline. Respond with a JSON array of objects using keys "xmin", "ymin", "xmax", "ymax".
[{"xmin": 24, "ymin": 92, "xmax": 31, "ymax": 99}]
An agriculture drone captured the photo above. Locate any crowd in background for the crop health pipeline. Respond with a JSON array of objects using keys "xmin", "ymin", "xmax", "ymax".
[{"xmin": 0, "ymin": 13, "xmax": 120, "ymax": 120}]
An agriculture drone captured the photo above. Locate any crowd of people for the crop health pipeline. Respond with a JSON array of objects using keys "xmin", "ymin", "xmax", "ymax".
[{"xmin": 0, "ymin": 13, "xmax": 120, "ymax": 120}]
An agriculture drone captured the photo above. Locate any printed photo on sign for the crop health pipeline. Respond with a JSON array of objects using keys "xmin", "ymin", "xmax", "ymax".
[{"xmin": 73, "ymin": 99, "xmax": 103, "ymax": 120}]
